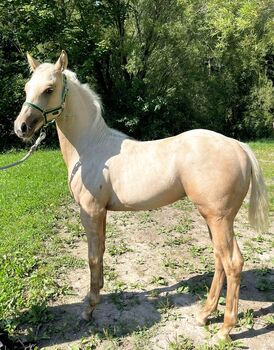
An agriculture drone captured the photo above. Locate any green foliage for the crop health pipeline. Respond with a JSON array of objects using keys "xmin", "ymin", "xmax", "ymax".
[
  {"xmin": 168, "ymin": 334, "xmax": 195, "ymax": 349},
  {"xmin": 0, "ymin": 0, "xmax": 274, "ymax": 147}
]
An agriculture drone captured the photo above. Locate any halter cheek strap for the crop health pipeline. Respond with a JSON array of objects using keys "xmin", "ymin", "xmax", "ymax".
[{"xmin": 24, "ymin": 74, "xmax": 68, "ymax": 125}]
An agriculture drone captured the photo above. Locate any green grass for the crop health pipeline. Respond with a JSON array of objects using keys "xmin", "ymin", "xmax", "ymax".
[
  {"xmin": 0, "ymin": 149, "xmax": 80, "ymax": 333},
  {"xmin": 249, "ymin": 141, "xmax": 274, "ymax": 213}
]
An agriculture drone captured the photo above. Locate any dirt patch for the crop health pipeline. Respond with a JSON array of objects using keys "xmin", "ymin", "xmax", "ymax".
[{"xmin": 37, "ymin": 200, "xmax": 273, "ymax": 349}]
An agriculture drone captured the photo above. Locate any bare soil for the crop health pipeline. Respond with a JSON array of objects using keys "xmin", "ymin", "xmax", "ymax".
[{"xmin": 38, "ymin": 200, "xmax": 273, "ymax": 350}]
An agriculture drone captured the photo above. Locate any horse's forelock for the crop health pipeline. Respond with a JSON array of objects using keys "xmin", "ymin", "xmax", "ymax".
[{"xmin": 32, "ymin": 63, "xmax": 54, "ymax": 75}]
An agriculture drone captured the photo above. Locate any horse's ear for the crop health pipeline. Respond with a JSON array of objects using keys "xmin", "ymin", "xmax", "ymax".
[
  {"xmin": 55, "ymin": 50, "xmax": 68, "ymax": 71},
  {"xmin": 27, "ymin": 53, "xmax": 40, "ymax": 72}
]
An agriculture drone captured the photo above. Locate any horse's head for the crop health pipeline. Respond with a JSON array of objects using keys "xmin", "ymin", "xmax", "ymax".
[{"xmin": 14, "ymin": 51, "xmax": 68, "ymax": 140}]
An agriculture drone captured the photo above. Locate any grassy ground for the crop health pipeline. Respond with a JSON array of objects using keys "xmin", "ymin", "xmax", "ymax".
[
  {"xmin": 0, "ymin": 150, "xmax": 83, "ymax": 339},
  {"xmin": 248, "ymin": 141, "xmax": 274, "ymax": 211},
  {"xmin": 0, "ymin": 141, "xmax": 273, "ymax": 349}
]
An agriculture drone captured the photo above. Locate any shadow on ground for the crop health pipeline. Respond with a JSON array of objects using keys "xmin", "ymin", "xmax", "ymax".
[
  {"xmin": 8, "ymin": 268, "xmax": 270, "ymax": 348},
  {"xmin": 2, "ymin": 269, "xmax": 272, "ymax": 348}
]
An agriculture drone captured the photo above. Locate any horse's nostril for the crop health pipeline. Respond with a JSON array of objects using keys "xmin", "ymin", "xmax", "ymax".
[{"xmin": 21, "ymin": 122, "xmax": 27, "ymax": 134}]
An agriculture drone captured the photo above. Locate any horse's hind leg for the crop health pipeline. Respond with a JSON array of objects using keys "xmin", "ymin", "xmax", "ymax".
[
  {"xmin": 196, "ymin": 246, "xmax": 225, "ymax": 326},
  {"xmin": 218, "ymin": 235, "xmax": 244, "ymax": 340},
  {"xmin": 80, "ymin": 206, "xmax": 106, "ymax": 320},
  {"xmin": 200, "ymin": 218, "xmax": 244, "ymax": 340}
]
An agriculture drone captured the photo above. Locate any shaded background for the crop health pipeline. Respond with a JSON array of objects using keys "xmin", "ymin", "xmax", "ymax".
[{"xmin": 0, "ymin": 0, "xmax": 273, "ymax": 149}]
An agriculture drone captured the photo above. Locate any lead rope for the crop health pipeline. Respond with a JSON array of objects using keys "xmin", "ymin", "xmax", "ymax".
[{"xmin": 0, "ymin": 128, "xmax": 47, "ymax": 170}]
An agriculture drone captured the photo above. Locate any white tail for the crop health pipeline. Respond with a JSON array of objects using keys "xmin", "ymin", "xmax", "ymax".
[{"xmin": 239, "ymin": 142, "xmax": 269, "ymax": 233}]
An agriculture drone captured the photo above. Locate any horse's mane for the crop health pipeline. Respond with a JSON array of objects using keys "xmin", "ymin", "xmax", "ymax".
[
  {"xmin": 64, "ymin": 69, "xmax": 103, "ymax": 118},
  {"xmin": 64, "ymin": 69, "xmax": 128, "ymax": 140}
]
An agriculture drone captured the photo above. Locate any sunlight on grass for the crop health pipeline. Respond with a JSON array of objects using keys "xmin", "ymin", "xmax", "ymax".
[
  {"xmin": 249, "ymin": 141, "xmax": 274, "ymax": 213},
  {"xmin": 0, "ymin": 149, "xmax": 74, "ymax": 331}
]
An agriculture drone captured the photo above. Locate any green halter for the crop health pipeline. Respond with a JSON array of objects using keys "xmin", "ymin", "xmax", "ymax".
[{"xmin": 24, "ymin": 74, "xmax": 68, "ymax": 125}]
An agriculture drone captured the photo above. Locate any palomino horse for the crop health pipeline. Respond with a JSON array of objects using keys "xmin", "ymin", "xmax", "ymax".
[{"xmin": 14, "ymin": 51, "xmax": 268, "ymax": 341}]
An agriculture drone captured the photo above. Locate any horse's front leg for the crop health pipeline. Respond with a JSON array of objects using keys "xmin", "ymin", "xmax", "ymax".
[{"xmin": 80, "ymin": 206, "xmax": 106, "ymax": 320}]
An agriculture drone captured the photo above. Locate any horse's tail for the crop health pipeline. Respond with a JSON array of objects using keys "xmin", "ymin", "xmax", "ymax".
[{"xmin": 239, "ymin": 142, "xmax": 269, "ymax": 233}]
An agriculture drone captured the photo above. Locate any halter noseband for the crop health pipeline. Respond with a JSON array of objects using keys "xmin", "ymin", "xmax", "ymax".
[{"xmin": 24, "ymin": 74, "xmax": 68, "ymax": 125}]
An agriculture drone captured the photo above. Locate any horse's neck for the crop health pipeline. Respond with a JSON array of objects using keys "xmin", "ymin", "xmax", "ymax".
[
  {"xmin": 55, "ymin": 81, "xmax": 111, "ymax": 172},
  {"xmin": 55, "ymin": 79, "xmax": 129, "ymax": 173}
]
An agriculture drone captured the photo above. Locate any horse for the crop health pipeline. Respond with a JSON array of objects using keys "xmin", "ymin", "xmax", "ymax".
[{"xmin": 14, "ymin": 51, "xmax": 268, "ymax": 341}]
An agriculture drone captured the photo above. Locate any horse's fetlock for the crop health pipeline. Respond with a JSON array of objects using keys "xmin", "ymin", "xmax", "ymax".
[{"xmin": 88, "ymin": 291, "xmax": 100, "ymax": 306}]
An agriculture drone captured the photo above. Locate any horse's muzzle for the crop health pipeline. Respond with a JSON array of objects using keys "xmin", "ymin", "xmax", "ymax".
[
  {"xmin": 14, "ymin": 120, "xmax": 30, "ymax": 139},
  {"xmin": 14, "ymin": 109, "xmax": 43, "ymax": 140}
]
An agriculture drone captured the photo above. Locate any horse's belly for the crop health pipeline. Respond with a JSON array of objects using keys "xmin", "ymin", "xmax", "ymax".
[
  {"xmin": 107, "ymin": 173, "xmax": 185, "ymax": 211},
  {"xmin": 107, "ymin": 189, "xmax": 185, "ymax": 211}
]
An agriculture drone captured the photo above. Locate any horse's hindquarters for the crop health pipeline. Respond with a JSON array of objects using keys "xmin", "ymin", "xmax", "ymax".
[{"xmin": 177, "ymin": 134, "xmax": 251, "ymax": 218}]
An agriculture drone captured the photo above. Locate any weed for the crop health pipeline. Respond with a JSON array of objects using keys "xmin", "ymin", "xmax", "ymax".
[
  {"xmin": 106, "ymin": 223, "xmax": 119, "ymax": 238},
  {"xmin": 177, "ymin": 281, "xmax": 209, "ymax": 298},
  {"xmin": 112, "ymin": 280, "xmax": 127, "ymax": 292},
  {"xmin": 164, "ymin": 236, "xmax": 192, "ymax": 247},
  {"xmin": 130, "ymin": 281, "xmax": 145, "ymax": 290},
  {"xmin": 138, "ymin": 211, "xmax": 155, "ymax": 224},
  {"xmin": 263, "ymin": 314, "xmax": 274, "ymax": 326},
  {"xmin": 104, "ymin": 265, "xmax": 119, "ymax": 282},
  {"xmin": 148, "ymin": 289, "xmax": 161, "ymax": 298},
  {"xmin": 80, "ymin": 333, "xmax": 102, "ymax": 349},
  {"xmin": 151, "ymin": 275, "xmax": 168, "ymax": 286},
  {"xmin": 132, "ymin": 326, "xmax": 154, "ymax": 350},
  {"xmin": 199, "ymin": 255, "xmax": 214, "ymax": 273},
  {"xmin": 173, "ymin": 217, "xmax": 193, "ymax": 234},
  {"xmin": 218, "ymin": 297, "xmax": 226, "ymax": 306},
  {"xmin": 254, "ymin": 234, "xmax": 265, "ymax": 243},
  {"xmin": 110, "ymin": 291, "xmax": 126, "ymax": 310},
  {"xmin": 189, "ymin": 245, "xmax": 206, "ymax": 257},
  {"xmin": 237, "ymin": 309, "xmax": 254, "ymax": 329},
  {"xmin": 168, "ymin": 334, "xmax": 195, "ymax": 350},
  {"xmin": 163, "ymin": 257, "xmax": 181, "ymax": 269},
  {"xmin": 171, "ymin": 199, "xmax": 194, "ymax": 211},
  {"xmin": 255, "ymin": 278, "xmax": 273, "ymax": 292},
  {"xmin": 66, "ymin": 221, "xmax": 84, "ymax": 238},
  {"xmin": 255, "ymin": 267, "xmax": 271, "ymax": 276},
  {"xmin": 177, "ymin": 284, "xmax": 190, "ymax": 294},
  {"xmin": 204, "ymin": 323, "xmax": 219, "ymax": 336},
  {"xmin": 127, "ymin": 294, "xmax": 141, "ymax": 307},
  {"xmin": 198, "ymin": 339, "xmax": 245, "ymax": 349},
  {"xmin": 156, "ymin": 296, "xmax": 174, "ymax": 313},
  {"xmin": 108, "ymin": 240, "xmax": 132, "ymax": 256}
]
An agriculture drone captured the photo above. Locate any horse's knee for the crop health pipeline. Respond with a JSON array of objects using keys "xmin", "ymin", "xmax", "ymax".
[{"xmin": 89, "ymin": 256, "xmax": 100, "ymax": 269}]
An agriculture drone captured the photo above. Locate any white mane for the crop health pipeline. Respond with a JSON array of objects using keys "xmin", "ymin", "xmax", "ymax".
[
  {"xmin": 64, "ymin": 69, "xmax": 103, "ymax": 117},
  {"xmin": 64, "ymin": 69, "xmax": 127, "ymax": 140}
]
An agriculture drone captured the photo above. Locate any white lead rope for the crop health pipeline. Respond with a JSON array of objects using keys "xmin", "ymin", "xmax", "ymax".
[{"xmin": 0, "ymin": 131, "xmax": 46, "ymax": 170}]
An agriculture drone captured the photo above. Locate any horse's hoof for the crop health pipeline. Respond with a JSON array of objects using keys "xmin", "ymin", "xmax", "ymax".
[
  {"xmin": 81, "ymin": 307, "xmax": 94, "ymax": 321},
  {"xmin": 214, "ymin": 331, "xmax": 232, "ymax": 343},
  {"xmin": 196, "ymin": 314, "xmax": 207, "ymax": 326}
]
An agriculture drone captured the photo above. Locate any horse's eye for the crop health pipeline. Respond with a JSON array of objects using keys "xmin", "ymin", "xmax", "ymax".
[{"xmin": 45, "ymin": 88, "xmax": 53, "ymax": 94}]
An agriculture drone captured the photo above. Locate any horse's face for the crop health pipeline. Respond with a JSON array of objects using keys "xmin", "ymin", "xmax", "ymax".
[{"xmin": 14, "ymin": 51, "xmax": 68, "ymax": 140}]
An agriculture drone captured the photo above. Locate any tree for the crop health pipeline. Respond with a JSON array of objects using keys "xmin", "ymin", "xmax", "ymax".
[{"xmin": 0, "ymin": 0, "xmax": 273, "ymax": 150}]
